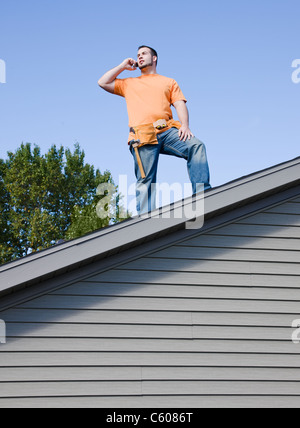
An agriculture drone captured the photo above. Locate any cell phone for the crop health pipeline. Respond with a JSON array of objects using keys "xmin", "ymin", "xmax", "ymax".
[{"xmin": 133, "ymin": 61, "xmax": 138, "ymax": 67}]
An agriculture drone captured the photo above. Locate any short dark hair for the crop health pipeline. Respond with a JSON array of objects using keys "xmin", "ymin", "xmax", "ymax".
[{"xmin": 138, "ymin": 45, "xmax": 158, "ymax": 65}]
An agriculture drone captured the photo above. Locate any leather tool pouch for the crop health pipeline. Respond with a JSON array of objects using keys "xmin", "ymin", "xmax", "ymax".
[
  {"xmin": 131, "ymin": 123, "xmax": 158, "ymax": 145},
  {"xmin": 129, "ymin": 119, "xmax": 182, "ymax": 146}
]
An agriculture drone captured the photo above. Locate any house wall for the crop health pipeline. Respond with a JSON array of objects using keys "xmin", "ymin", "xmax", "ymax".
[{"xmin": 0, "ymin": 194, "xmax": 300, "ymax": 408}]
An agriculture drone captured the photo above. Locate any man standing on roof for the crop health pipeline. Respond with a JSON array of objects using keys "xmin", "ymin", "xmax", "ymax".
[{"xmin": 98, "ymin": 45, "xmax": 211, "ymax": 215}]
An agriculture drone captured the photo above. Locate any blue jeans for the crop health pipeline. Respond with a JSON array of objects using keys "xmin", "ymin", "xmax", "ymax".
[{"xmin": 130, "ymin": 127, "xmax": 211, "ymax": 214}]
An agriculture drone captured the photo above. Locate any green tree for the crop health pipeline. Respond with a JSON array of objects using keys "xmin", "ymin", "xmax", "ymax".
[
  {"xmin": 0, "ymin": 142, "xmax": 130, "ymax": 265},
  {"xmin": 0, "ymin": 158, "xmax": 12, "ymax": 263}
]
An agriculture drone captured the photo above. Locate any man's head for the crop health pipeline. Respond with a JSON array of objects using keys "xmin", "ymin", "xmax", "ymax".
[{"xmin": 137, "ymin": 45, "xmax": 158, "ymax": 69}]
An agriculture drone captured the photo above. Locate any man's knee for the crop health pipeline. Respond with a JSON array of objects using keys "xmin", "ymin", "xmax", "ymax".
[
  {"xmin": 190, "ymin": 135, "xmax": 204, "ymax": 146},
  {"xmin": 186, "ymin": 136, "xmax": 206, "ymax": 152}
]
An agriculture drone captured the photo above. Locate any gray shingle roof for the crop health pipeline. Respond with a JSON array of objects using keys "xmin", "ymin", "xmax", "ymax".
[{"xmin": 0, "ymin": 156, "xmax": 299, "ymax": 300}]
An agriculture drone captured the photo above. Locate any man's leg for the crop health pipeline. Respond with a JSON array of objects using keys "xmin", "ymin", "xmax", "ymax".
[
  {"xmin": 159, "ymin": 127, "xmax": 211, "ymax": 193},
  {"xmin": 130, "ymin": 143, "xmax": 160, "ymax": 215}
]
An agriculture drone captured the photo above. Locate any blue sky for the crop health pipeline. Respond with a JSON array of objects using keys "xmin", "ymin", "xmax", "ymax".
[{"xmin": 0, "ymin": 0, "xmax": 299, "ymax": 211}]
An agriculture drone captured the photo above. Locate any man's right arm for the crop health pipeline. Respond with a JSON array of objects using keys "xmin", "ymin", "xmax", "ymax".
[{"xmin": 98, "ymin": 58, "xmax": 137, "ymax": 94}]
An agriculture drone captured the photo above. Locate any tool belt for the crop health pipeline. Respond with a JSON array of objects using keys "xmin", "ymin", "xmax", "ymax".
[{"xmin": 128, "ymin": 118, "xmax": 182, "ymax": 147}]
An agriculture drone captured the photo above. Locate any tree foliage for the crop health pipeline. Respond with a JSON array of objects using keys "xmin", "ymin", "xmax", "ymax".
[{"xmin": 0, "ymin": 142, "xmax": 129, "ymax": 265}]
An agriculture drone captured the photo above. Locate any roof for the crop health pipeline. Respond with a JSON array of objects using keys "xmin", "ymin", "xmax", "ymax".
[{"xmin": 0, "ymin": 156, "xmax": 300, "ymax": 303}]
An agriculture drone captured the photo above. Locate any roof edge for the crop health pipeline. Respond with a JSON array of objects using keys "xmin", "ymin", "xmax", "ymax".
[{"xmin": 0, "ymin": 156, "xmax": 300, "ymax": 297}]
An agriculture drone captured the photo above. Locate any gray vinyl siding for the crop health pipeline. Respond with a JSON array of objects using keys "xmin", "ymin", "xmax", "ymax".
[{"xmin": 0, "ymin": 195, "xmax": 300, "ymax": 407}]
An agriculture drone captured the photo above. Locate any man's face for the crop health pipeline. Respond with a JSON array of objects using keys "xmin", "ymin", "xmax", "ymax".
[{"xmin": 137, "ymin": 48, "xmax": 155, "ymax": 69}]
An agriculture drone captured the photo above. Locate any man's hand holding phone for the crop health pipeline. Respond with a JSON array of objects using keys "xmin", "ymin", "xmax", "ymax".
[{"xmin": 121, "ymin": 58, "xmax": 138, "ymax": 71}]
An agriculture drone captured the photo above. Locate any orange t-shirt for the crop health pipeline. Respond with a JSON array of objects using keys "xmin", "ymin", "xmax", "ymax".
[{"xmin": 114, "ymin": 74, "xmax": 187, "ymax": 141}]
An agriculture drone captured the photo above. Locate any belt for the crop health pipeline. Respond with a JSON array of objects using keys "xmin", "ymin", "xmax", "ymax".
[{"xmin": 130, "ymin": 119, "xmax": 168, "ymax": 135}]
